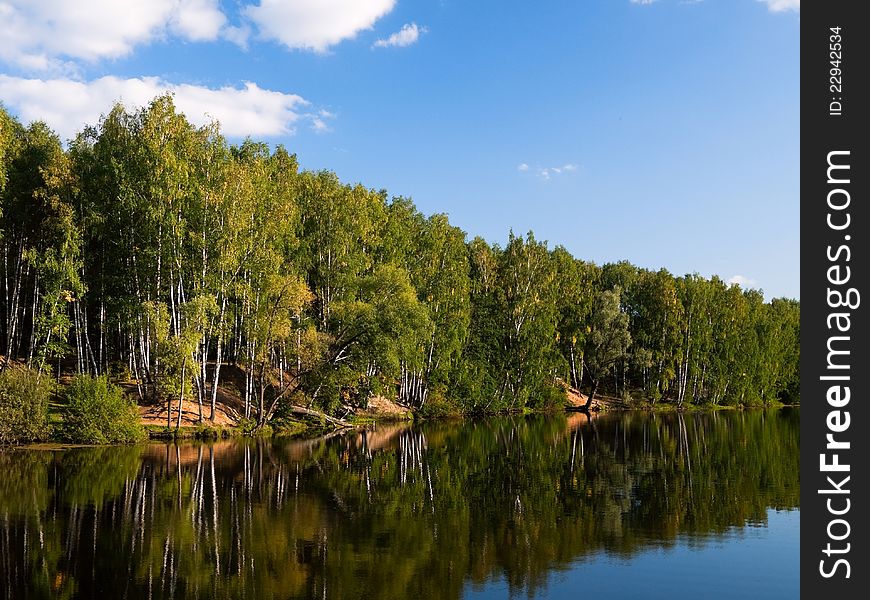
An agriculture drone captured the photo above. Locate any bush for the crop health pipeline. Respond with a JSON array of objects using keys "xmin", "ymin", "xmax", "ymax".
[
  {"xmin": 0, "ymin": 367, "xmax": 52, "ymax": 445},
  {"xmin": 61, "ymin": 375, "xmax": 145, "ymax": 444},
  {"xmin": 415, "ymin": 386, "xmax": 460, "ymax": 419}
]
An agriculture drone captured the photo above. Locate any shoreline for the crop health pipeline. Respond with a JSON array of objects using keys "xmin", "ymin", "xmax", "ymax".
[{"xmin": 5, "ymin": 400, "xmax": 798, "ymax": 450}]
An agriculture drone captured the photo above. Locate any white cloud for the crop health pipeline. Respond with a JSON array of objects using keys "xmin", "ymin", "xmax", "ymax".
[
  {"xmin": 0, "ymin": 75, "xmax": 310, "ymax": 140},
  {"xmin": 0, "ymin": 0, "xmax": 227, "ymax": 71},
  {"xmin": 521, "ymin": 163, "xmax": 579, "ymax": 180},
  {"xmin": 373, "ymin": 23, "xmax": 427, "ymax": 49},
  {"xmin": 727, "ymin": 275, "xmax": 757, "ymax": 288},
  {"xmin": 0, "ymin": 1, "xmax": 410, "ymax": 70},
  {"xmin": 170, "ymin": 0, "xmax": 227, "ymax": 41},
  {"xmin": 758, "ymin": 0, "xmax": 799, "ymax": 12},
  {"xmin": 630, "ymin": 0, "xmax": 658, "ymax": 5},
  {"xmin": 245, "ymin": 0, "xmax": 396, "ymax": 52}
]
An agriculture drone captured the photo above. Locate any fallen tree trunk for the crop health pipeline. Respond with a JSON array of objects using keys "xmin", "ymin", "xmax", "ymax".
[{"xmin": 287, "ymin": 404, "xmax": 353, "ymax": 428}]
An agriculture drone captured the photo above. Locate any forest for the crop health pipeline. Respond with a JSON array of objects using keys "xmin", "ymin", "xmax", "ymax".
[{"xmin": 0, "ymin": 95, "xmax": 800, "ymax": 437}]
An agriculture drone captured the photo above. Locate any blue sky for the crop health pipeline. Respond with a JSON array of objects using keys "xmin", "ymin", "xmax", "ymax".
[{"xmin": 0, "ymin": 0, "xmax": 800, "ymax": 299}]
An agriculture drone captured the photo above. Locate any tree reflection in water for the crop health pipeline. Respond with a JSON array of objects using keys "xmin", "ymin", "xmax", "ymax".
[{"xmin": 0, "ymin": 409, "xmax": 799, "ymax": 599}]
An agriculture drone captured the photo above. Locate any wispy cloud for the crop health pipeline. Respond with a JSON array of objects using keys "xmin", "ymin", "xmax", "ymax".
[
  {"xmin": 758, "ymin": 0, "xmax": 799, "ymax": 12},
  {"xmin": 630, "ymin": 0, "xmax": 658, "ymax": 5},
  {"xmin": 727, "ymin": 275, "xmax": 758, "ymax": 289},
  {"xmin": 245, "ymin": 0, "xmax": 396, "ymax": 53},
  {"xmin": 518, "ymin": 163, "xmax": 578, "ymax": 180},
  {"xmin": 0, "ymin": 75, "xmax": 312, "ymax": 140},
  {"xmin": 311, "ymin": 109, "xmax": 337, "ymax": 133},
  {"xmin": 373, "ymin": 23, "xmax": 427, "ymax": 49}
]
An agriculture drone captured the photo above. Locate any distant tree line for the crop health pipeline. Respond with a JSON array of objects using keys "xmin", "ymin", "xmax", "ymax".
[{"xmin": 0, "ymin": 97, "xmax": 799, "ymax": 424}]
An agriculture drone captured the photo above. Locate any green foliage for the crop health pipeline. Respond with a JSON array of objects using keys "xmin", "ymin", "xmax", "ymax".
[
  {"xmin": 454, "ymin": 233, "xmax": 564, "ymax": 411},
  {"xmin": 60, "ymin": 375, "xmax": 145, "ymax": 444},
  {"xmin": 585, "ymin": 286, "xmax": 632, "ymax": 384},
  {"xmin": 0, "ymin": 367, "xmax": 52, "ymax": 445},
  {"xmin": 414, "ymin": 385, "xmax": 460, "ymax": 419},
  {"xmin": 0, "ymin": 105, "xmax": 23, "ymax": 194},
  {"xmin": 0, "ymin": 97, "xmax": 800, "ymax": 424},
  {"xmin": 349, "ymin": 264, "xmax": 432, "ymax": 377},
  {"xmin": 239, "ymin": 417, "xmax": 260, "ymax": 436}
]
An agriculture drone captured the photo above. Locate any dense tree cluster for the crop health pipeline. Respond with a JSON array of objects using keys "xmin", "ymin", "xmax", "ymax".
[{"xmin": 0, "ymin": 97, "xmax": 799, "ymax": 423}]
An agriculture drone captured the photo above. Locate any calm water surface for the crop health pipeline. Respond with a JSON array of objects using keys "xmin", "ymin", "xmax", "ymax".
[{"xmin": 0, "ymin": 409, "xmax": 799, "ymax": 599}]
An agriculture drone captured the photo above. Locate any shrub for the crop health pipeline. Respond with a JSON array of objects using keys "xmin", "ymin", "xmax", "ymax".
[
  {"xmin": 415, "ymin": 386, "xmax": 460, "ymax": 419},
  {"xmin": 0, "ymin": 367, "xmax": 52, "ymax": 445},
  {"xmin": 61, "ymin": 375, "xmax": 145, "ymax": 444}
]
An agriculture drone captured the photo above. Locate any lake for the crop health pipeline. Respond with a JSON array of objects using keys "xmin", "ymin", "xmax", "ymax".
[{"xmin": 0, "ymin": 409, "xmax": 799, "ymax": 599}]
